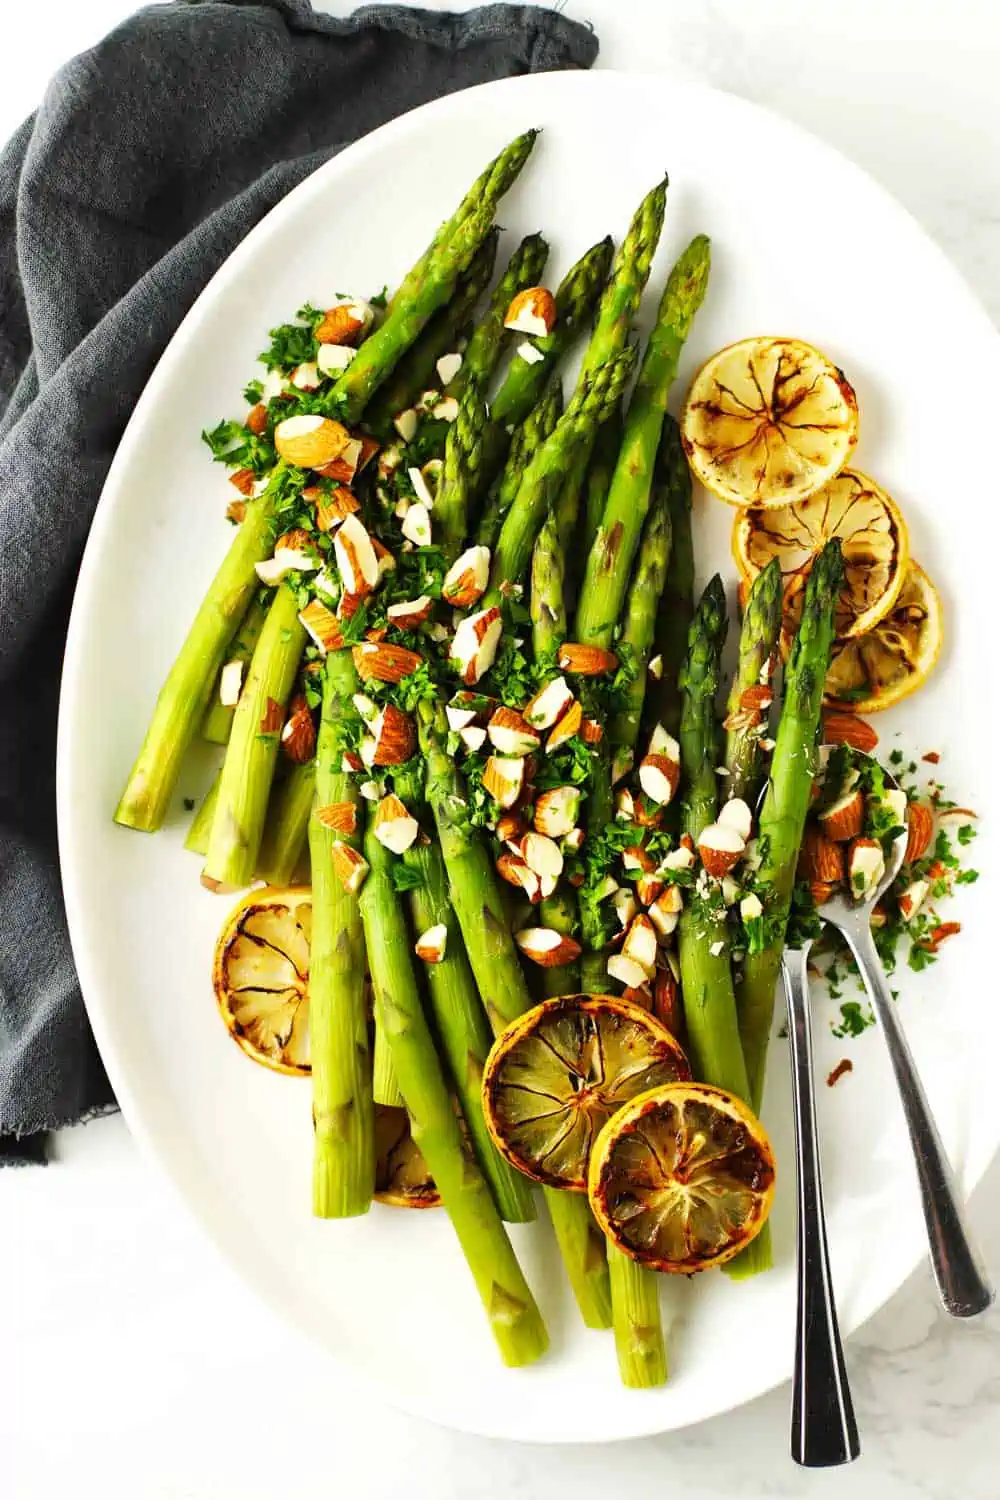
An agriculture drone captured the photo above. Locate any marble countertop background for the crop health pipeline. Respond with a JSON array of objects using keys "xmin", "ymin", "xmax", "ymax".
[{"xmin": 3, "ymin": 2, "xmax": 999, "ymax": 1495}]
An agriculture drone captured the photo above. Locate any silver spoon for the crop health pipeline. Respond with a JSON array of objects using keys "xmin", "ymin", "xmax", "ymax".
[
  {"xmin": 810, "ymin": 758, "xmax": 993, "ymax": 1320},
  {"xmin": 781, "ymin": 935, "xmax": 859, "ymax": 1465}
]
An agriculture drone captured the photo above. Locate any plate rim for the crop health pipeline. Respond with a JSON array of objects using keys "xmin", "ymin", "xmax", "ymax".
[{"xmin": 57, "ymin": 66, "xmax": 1000, "ymax": 1444}]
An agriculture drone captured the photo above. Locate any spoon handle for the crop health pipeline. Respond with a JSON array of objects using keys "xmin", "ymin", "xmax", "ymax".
[
  {"xmin": 840, "ymin": 922, "xmax": 994, "ymax": 1318},
  {"xmin": 782, "ymin": 947, "xmax": 860, "ymax": 1468}
]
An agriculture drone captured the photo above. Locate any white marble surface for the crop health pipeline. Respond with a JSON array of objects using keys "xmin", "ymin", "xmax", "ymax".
[{"xmin": 3, "ymin": 2, "xmax": 1000, "ymax": 1494}]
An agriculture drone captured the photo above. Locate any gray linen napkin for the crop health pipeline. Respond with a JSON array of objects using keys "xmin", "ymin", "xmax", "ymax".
[{"xmin": 0, "ymin": 0, "xmax": 598, "ymax": 1163}]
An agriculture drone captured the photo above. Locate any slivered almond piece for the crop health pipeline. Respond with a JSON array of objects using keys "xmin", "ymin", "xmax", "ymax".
[
  {"xmin": 446, "ymin": 703, "xmax": 477, "ymax": 732},
  {"xmin": 281, "ymin": 695, "xmax": 316, "ymax": 763},
  {"xmin": 245, "ymin": 403, "xmax": 269, "ymax": 435},
  {"xmin": 556, "ymin": 642, "xmax": 619, "ymax": 676},
  {"xmin": 496, "ymin": 812, "xmax": 528, "ymax": 848},
  {"xmin": 291, "ymin": 361, "xmax": 320, "ymax": 391},
  {"xmin": 515, "ymin": 927, "xmax": 581, "ymax": 968},
  {"xmin": 373, "ymin": 794, "xmax": 419, "ymax": 854},
  {"xmin": 332, "ymin": 842, "xmax": 369, "ymax": 893},
  {"xmin": 353, "ymin": 642, "xmax": 423, "ymax": 684},
  {"xmin": 436, "ymin": 351, "xmax": 463, "ymax": 385},
  {"xmin": 432, "ymin": 395, "xmax": 460, "ymax": 423},
  {"xmin": 460, "ymin": 726, "xmax": 487, "ymax": 753},
  {"xmin": 415, "ymin": 924, "xmax": 448, "ymax": 964},
  {"xmin": 503, "ymin": 286, "xmax": 556, "ymax": 337},
  {"xmin": 496, "ymin": 851, "xmax": 541, "ymax": 903},
  {"xmin": 647, "ymin": 654, "xmax": 663, "ymax": 681},
  {"xmin": 615, "ymin": 787, "xmax": 635, "ymax": 821},
  {"xmin": 275, "ymin": 414, "xmax": 350, "ymax": 468},
  {"xmin": 442, "ymin": 545, "xmax": 490, "ymax": 607},
  {"xmin": 663, "ymin": 842, "xmax": 695, "ymax": 872},
  {"xmin": 897, "ymin": 879, "xmax": 929, "ymax": 922},
  {"xmin": 259, "ymin": 697, "xmax": 284, "ymax": 735},
  {"xmin": 622, "ymin": 914, "xmax": 658, "ymax": 978},
  {"xmin": 483, "ymin": 755, "xmax": 525, "ymax": 809},
  {"xmin": 649, "ymin": 885, "xmax": 683, "ymax": 939},
  {"xmin": 314, "ymin": 487, "xmax": 360, "ymax": 531},
  {"xmin": 521, "ymin": 832, "xmax": 563, "ymax": 883},
  {"xmin": 394, "ymin": 408, "xmax": 419, "ymax": 443},
  {"xmin": 229, "ymin": 467, "xmax": 256, "ymax": 496},
  {"xmin": 407, "ymin": 466, "xmax": 436, "ymax": 510},
  {"xmin": 523, "ymin": 676, "xmax": 573, "ymax": 729},
  {"xmin": 218, "ymin": 660, "xmax": 244, "ymax": 707},
  {"xmin": 612, "ymin": 888, "xmax": 638, "ymax": 930},
  {"xmin": 371, "ymin": 704, "xmax": 416, "ymax": 766},
  {"xmin": 819, "ymin": 788, "xmax": 864, "ymax": 842},
  {"xmin": 316, "ymin": 343, "xmax": 356, "ymax": 377},
  {"xmin": 546, "ymin": 699, "xmax": 582, "ymax": 752},
  {"xmin": 316, "ymin": 301, "xmax": 370, "ymax": 346},
  {"xmin": 798, "ymin": 826, "xmax": 847, "ymax": 885},
  {"xmin": 533, "ymin": 785, "xmax": 580, "ymax": 838},
  {"xmin": 449, "ymin": 606, "xmax": 502, "ymax": 685},
  {"xmin": 341, "ymin": 750, "xmax": 363, "ymax": 773},
  {"xmin": 847, "ymin": 837, "xmax": 885, "ymax": 900},
  {"xmin": 315, "ymin": 803, "xmax": 359, "ymax": 839},
  {"xmin": 607, "ymin": 954, "xmax": 648, "ymax": 990},
  {"xmin": 580, "ymin": 717, "xmax": 604, "ymax": 745},
  {"xmin": 488, "ymin": 707, "xmax": 541, "ymax": 756},
  {"xmin": 635, "ymin": 872, "xmax": 664, "ymax": 907},
  {"xmin": 638, "ymin": 753, "xmax": 679, "ymax": 806},
  {"xmin": 718, "ymin": 797, "xmax": 753, "ymax": 842},
  {"xmin": 905, "ymin": 801, "xmax": 935, "ymax": 864},
  {"xmin": 622, "ymin": 844, "xmax": 655, "ymax": 874},
  {"xmin": 822, "ymin": 711, "xmax": 879, "ymax": 752},
  {"xmin": 333, "ymin": 513, "xmax": 379, "ymax": 595},
  {"xmin": 387, "ymin": 596, "xmax": 434, "ymax": 629}
]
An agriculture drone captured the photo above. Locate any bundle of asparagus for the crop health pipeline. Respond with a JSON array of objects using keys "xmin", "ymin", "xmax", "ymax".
[{"xmin": 115, "ymin": 129, "xmax": 846, "ymax": 1386}]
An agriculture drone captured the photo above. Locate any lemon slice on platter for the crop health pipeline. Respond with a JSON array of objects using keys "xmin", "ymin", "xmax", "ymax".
[
  {"xmin": 823, "ymin": 560, "xmax": 943, "ymax": 711},
  {"xmin": 587, "ymin": 1082, "xmax": 776, "ymax": 1274},
  {"xmin": 681, "ymin": 336, "xmax": 858, "ymax": 508},
  {"xmin": 213, "ymin": 886, "xmax": 312, "ymax": 1074},
  {"xmin": 481, "ymin": 994, "xmax": 690, "ymax": 1192},
  {"xmin": 734, "ymin": 468, "xmax": 910, "ymax": 639},
  {"xmin": 374, "ymin": 1106, "xmax": 440, "ymax": 1208}
]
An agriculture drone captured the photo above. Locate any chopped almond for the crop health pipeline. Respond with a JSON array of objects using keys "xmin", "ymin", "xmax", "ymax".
[
  {"xmin": 483, "ymin": 755, "xmax": 526, "ymax": 809},
  {"xmin": 373, "ymin": 793, "xmax": 419, "ymax": 854},
  {"xmin": 503, "ymin": 286, "xmax": 557, "ymax": 337},
  {"xmin": 298, "ymin": 599, "xmax": 344, "ymax": 653},
  {"xmin": 449, "ymin": 606, "xmax": 502, "ymax": 686},
  {"xmin": 556, "ymin": 642, "xmax": 619, "ymax": 676},
  {"xmin": 442, "ymin": 545, "xmax": 491, "ymax": 607},
  {"xmin": 496, "ymin": 851, "xmax": 541, "ymax": 903},
  {"xmin": 245, "ymin": 403, "xmax": 269, "ymax": 436},
  {"xmin": 488, "ymin": 707, "xmax": 541, "ymax": 756},
  {"xmin": 622, "ymin": 914, "xmax": 658, "ymax": 978},
  {"xmin": 331, "ymin": 842, "xmax": 369, "ymax": 893},
  {"xmin": 648, "ymin": 885, "xmax": 683, "ymax": 939},
  {"xmin": 546, "ymin": 699, "xmax": 582, "ymax": 752},
  {"xmin": 280, "ymin": 694, "xmax": 316, "ymax": 763},
  {"xmin": 698, "ymin": 823, "xmax": 746, "ymax": 878},
  {"xmin": 229, "ymin": 467, "xmax": 256, "ymax": 496},
  {"xmin": 515, "ymin": 927, "xmax": 581, "ymax": 968},
  {"xmin": 314, "ymin": 487, "xmax": 360, "ymax": 532},
  {"xmin": 819, "ymin": 788, "xmax": 865, "ymax": 842},
  {"xmin": 822, "ymin": 711, "xmax": 878, "ymax": 752},
  {"xmin": 533, "ymin": 786, "xmax": 580, "ymax": 838},
  {"xmin": 798, "ymin": 826, "xmax": 846, "ymax": 885},
  {"xmin": 718, "ymin": 797, "xmax": 753, "ymax": 842},
  {"xmin": 415, "ymin": 924, "xmax": 448, "ymax": 964},
  {"xmin": 607, "ymin": 953, "xmax": 648, "ymax": 990},
  {"xmin": 386, "ymin": 595, "xmax": 434, "ymax": 630},
  {"xmin": 274, "ymin": 414, "xmax": 350, "ymax": 468},
  {"xmin": 315, "ymin": 802, "xmax": 357, "ymax": 835},
  {"xmin": 521, "ymin": 832, "xmax": 563, "ymax": 883},
  {"xmin": 523, "ymin": 676, "xmax": 573, "ymax": 730},
  {"xmin": 316, "ymin": 302, "xmax": 369, "ymax": 346},
  {"xmin": 371, "ymin": 704, "xmax": 416, "ymax": 766},
  {"xmin": 638, "ymin": 753, "xmax": 679, "ymax": 806},
  {"xmin": 905, "ymin": 800, "xmax": 935, "ymax": 864},
  {"xmin": 580, "ymin": 717, "xmax": 603, "ymax": 744},
  {"xmin": 353, "ymin": 642, "xmax": 423, "ymax": 684},
  {"xmin": 847, "ymin": 837, "xmax": 885, "ymax": 900},
  {"xmin": 635, "ymin": 872, "xmax": 664, "ymax": 907},
  {"xmin": 334, "ymin": 513, "xmax": 380, "ymax": 596}
]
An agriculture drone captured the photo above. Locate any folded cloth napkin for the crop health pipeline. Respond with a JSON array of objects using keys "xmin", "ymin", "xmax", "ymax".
[{"xmin": 0, "ymin": 0, "xmax": 598, "ymax": 1163}]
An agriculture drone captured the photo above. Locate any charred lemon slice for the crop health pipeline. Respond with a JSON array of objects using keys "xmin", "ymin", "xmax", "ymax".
[
  {"xmin": 734, "ymin": 468, "xmax": 909, "ymax": 639},
  {"xmin": 588, "ymin": 1082, "xmax": 776, "ymax": 1273},
  {"xmin": 213, "ymin": 886, "xmax": 311, "ymax": 1074},
  {"xmin": 481, "ymin": 994, "xmax": 690, "ymax": 1192},
  {"xmin": 374, "ymin": 1106, "xmax": 440, "ymax": 1208},
  {"xmin": 824, "ymin": 560, "xmax": 943, "ymax": 711},
  {"xmin": 681, "ymin": 336, "xmax": 858, "ymax": 508}
]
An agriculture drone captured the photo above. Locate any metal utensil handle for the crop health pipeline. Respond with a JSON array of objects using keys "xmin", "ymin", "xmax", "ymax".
[
  {"xmin": 841, "ymin": 922, "xmax": 994, "ymax": 1319},
  {"xmin": 783, "ymin": 947, "xmax": 860, "ymax": 1468}
]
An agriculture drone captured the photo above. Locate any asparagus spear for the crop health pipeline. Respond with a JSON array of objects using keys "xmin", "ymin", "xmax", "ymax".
[
  {"xmin": 393, "ymin": 763, "xmax": 535, "ymax": 1223},
  {"xmin": 114, "ymin": 482, "xmax": 281, "ymax": 832},
  {"xmin": 433, "ymin": 380, "xmax": 489, "ymax": 558},
  {"xmin": 530, "ymin": 511, "xmax": 566, "ymax": 660},
  {"xmin": 184, "ymin": 770, "xmax": 220, "ymax": 856},
  {"xmin": 387, "ymin": 131, "xmax": 538, "ymax": 314},
  {"xmin": 609, "ymin": 493, "xmax": 672, "ymax": 753},
  {"xmin": 738, "ymin": 541, "xmax": 844, "ymax": 1111},
  {"xmin": 676, "ymin": 577, "xmax": 752, "ymax": 1101},
  {"xmin": 489, "ymin": 236, "xmax": 614, "ymax": 428},
  {"xmin": 475, "ymin": 377, "xmax": 562, "ymax": 550},
  {"xmin": 600, "ymin": 495, "xmax": 674, "ymax": 1387},
  {"xmin": 358, "ymin": 802, "xmax": 406, "ymax": 1111},
  {"xmin": 418, "ymin": 700, "xmax": 611, "ymax": 1327},
  {"xmin": 575, "ymin": 236, "xmax": 710, "ymax": 648},
  {"xmin": 488, "ymin": 348, "xmax": 636, "ymax": 596},
  {"xmin": 644, "ymin": 416, "xmax": 695, "ymax": 740},
  {"xmin": 449, "ymin": 232, "xmax": 549, "ymax": 399},
  {"xmin": 581, "ymin": 408, "xmax": 622, "ymax": 559},
  {"xmin": 309, "ymin": 652, "xmax": 374, "ymax": 1217},
  {"xmin": 723, "ymin": 559, "xmax": 783, "ymax": 806},
  {"xmin": 332, "ymin": 133, "xmax": 538, "ymax": 423},
  {"xmin": 359, "ymin": 816, "xmax": 549, "ymax": 1366},
  {"xmin": 579, "ymin": 739, "xmax": 615, "ymax": 995},
  {"xmin": 203, "ymin": 584, "xmax": 307, "ymax": 889},
  {"xmin": 257, "ymin": 758, "xmax": 316, "ymax": 886},
  {"xmin": 578, "ymin": 178, "xmax": 668, "ymax": 386},
  {"xmin": 201, "ymin": 590, "xmax": 271, "ymax": 745},
  {"xmin": 607, "ymin": 1244, "xmax": 667, "ymax": 1388},
  {"xmin": 362, "ymin": 230, "xmax": 499, "ymax": 439}
]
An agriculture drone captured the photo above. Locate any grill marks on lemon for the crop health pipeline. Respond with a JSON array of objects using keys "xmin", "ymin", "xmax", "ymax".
[
  {"xmin": 588, "ymin": 1083, "xmax": 776, "ymax": 1273},
  {"xmin": 825, "ymin": 559, "xmax": 943, "ymax": 711},
  {"xmin": 213, "ymin": 886, "xmax": 312, "ymax": 1074},
  {"xmin": 482, "ymin": 995, "xmax": 690, "ymax": 1191},
  {"xmin": 681, "ymin": 337, "xmax": 858, "ymax": 508},
  {"xmin": 735, "ymin": 469, "xmax": 909, "ymax": 640}
]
